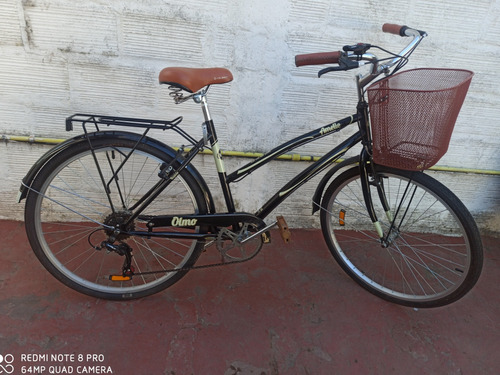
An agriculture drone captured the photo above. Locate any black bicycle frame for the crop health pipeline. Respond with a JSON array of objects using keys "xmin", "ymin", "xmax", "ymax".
[
  {"xmin": 209, "ymin": 113, "xmax": 362, "ymax": 220},
  {"xmin": 66, "ymin": 110, "xmax": 364, "ymax": 238}
]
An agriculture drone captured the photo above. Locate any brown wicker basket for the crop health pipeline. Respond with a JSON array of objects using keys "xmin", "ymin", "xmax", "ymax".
[{"xmin": 367, "ymin": 68, "xmax": 473, "ymax": 171}]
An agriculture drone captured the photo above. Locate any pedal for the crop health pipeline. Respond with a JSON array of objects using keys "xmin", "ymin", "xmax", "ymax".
[{"xmin": 276, "ymin": 216, "xmax": 291, "ymax": 244}]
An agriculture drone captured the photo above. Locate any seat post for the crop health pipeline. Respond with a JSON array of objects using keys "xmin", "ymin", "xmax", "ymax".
[{"xmin": 194, "ymin": 90, "xmax": 212, "ymax": 123}]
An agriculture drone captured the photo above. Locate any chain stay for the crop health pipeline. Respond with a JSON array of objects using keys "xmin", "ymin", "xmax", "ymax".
[
  {"xmin": 121, "ymin": 236, "xmax": 266, "ymax": 279},
  {"xmin": 108, "ymin": 218, "xmax": 286, "ymax": 280},
  {"xmin": 109, "ymin": 227, "xmax": 272, "ymax": 281}
]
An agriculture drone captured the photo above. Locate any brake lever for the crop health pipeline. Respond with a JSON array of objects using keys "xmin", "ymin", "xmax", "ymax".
[{"xmin": 318, "ymin": 55, "xmax": 360, "ymax": 77}]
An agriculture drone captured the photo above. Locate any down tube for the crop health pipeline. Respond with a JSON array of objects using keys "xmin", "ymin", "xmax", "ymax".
[{"xmin": 255, "ymin": 131, "xmax": 362, "ymax": 219}]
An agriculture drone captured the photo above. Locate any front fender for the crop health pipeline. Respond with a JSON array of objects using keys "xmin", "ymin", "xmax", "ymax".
[
  {"xmin": 18, "ymin": 131, "xmax": 216, "ymax": 214},
  {"xmin": 312, "ymin": 156, "xmax": 359, "ymax": 214}
]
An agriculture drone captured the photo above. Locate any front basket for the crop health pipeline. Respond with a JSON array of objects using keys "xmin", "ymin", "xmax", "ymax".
[{"xmin": 367, "ymin": 68, "xmax": 473, "ymax": 171}]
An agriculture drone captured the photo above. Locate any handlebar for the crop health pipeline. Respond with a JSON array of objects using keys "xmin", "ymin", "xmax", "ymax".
[
  {"xmin": 295, "ymin": 23, "xmax": 427, "ymax": 83},
  {"xmin": 382, "ymin": 23, "xmax": 406, "ymax": 36},
  {"xmin": 382, "ymin": 23, "xmax": 427, "ymax": 37},
  {"xmin": 295, "ymin": 51, "xmax": 342, "ymax": 67}
]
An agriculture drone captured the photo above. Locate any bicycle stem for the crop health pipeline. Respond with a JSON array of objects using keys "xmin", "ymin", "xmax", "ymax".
[{"xmin": 355, "ymin": 31, "xmax": 426, "ymax": 90}]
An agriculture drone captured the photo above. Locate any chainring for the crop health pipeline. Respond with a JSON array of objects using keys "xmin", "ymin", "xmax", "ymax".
[{"xmin": 216, "ymin": 223, "xmax": 263, "ymax": 261}]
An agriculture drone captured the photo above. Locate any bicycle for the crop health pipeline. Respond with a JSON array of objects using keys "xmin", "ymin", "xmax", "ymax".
[{"xmin": 18, "ymin": 23, "xmax": 483, "ymax": 307}]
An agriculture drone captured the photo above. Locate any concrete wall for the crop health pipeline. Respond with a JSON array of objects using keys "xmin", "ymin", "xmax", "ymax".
[{"xmin": 1, "ymin": 0, "xmax": 499, "ymax": 233}]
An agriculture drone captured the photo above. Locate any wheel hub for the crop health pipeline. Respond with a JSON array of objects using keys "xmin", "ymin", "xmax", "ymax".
[{"xmin": 381, "ymin": 228, "xmax": 401, "ymax": 248}]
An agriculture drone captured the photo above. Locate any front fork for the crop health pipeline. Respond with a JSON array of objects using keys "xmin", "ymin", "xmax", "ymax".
[
  {"xmin": 359, "ymin": 148, "xmax": 395, "ymax": 247},
  {"xmin": 356, "ymin": 96, "xmax": 396, "ymax": 247}
]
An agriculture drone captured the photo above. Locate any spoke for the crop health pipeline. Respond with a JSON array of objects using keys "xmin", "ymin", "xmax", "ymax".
[
  {"xmin": 399, "ymin": 232, "xmax": 467, "ymax": 257},
  {"xmin": 49, "ymin": 183, "xmax": 110, "ymax": 213},
  {"xmin": 383, "ymin": 245, "xmax": 417, "ymax": 295},
  {"xmin": 132, "ymin": 237, "xmax": 182, "ymax": 266},
  {"xmin": 125, "ymin": 155, "xmax": 157, "ymax": 207},
  {"xmin": 397, "ymin": 236, "xmax": 466, "ymax": 272},
  {"xmin": 390, "ymin": 241, "xmax": 440, "ymax": 294},
  {"xmin": 48, "ymin": 184, "xmax": 110, "ymax": 217},
  {"xmin": 331, "ymin": 198, "xmax": 371, "ymax": 221},
  {"xmin": 390, "ymin": 241, "xmax": 458, "ymax": 287},
  {"xmin": 43, "ymin": 228, "xmax": 94, "ymax": 256},
  {"xmin": 334, "ymin": 230, "xmax": 380, "ymax": 244},
  {"xmin": 404, "ymin": 204, "xmax": 456, "ymax": 233},
  {"xmin": 399, "ymin": 191, "xmax": 436, "ymax": 229},
  {"xmin": 134, "ymin": 239, "xmax": 161, "ymax": 281},
  {"xmin": 45, "ymin": 227, "xmax": 95, "ymax": 249},
  {"xmin": 41, "ymin": 223, "xmax": 99, "ymax": 234},
  {"xmin": 26, "ymin": 183, "xmax": 111, "ymax": 228},
  {"xmin": 341, "ymin": 181, "xmax": 368, "ymax": 211},
  {"xmin": 77, "ymin": 157, "xmax": 107, "ymax": 193},
  {"xmin": 131, "ymin": 252, "xmax": 148, "ymax": 285},
  {"xmin": 95, "ymin": 256, "xmax": 104, "ymax": 284},
  {"xmin": 66, "ymin": 247, "xmax": 99, "ymax": 272}
]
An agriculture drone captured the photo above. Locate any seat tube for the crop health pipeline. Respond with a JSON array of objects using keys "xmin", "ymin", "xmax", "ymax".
[
  {"xmin": 198, "ymin": 95, "xmax": 225, "ymax": 174},
  {"xmin": 196, "ymin": 92, "xmax": 236, "ymax": 212}
]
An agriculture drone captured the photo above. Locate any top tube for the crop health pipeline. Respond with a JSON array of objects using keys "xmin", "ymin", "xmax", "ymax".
[{"xmin": 226, "ymin": 114, "xmax": 359, "ymax": 183}]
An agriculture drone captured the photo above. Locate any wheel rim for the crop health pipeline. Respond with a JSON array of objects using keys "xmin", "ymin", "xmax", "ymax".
[
  {"xmin": 31, "ymin": 146, "xmax": 202, "ymax": 296},
  {"xmin": 325, "ymin": 171, "xmax": 472, "ymax": 304}
]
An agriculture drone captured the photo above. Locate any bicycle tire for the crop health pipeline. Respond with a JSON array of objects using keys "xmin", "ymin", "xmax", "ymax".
[
  {"xmin": 320, "ymin": 165, "xmax": 483, "ymax": 307},
  {"xmin": 25, "ymin": 135, "xmax": 209, "ymax": 300}
]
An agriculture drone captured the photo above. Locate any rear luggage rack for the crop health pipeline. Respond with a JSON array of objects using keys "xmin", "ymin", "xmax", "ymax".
[
  {"xmin": 66, "ymin": 113, "xmax": 183, "ymax": 132},
  {"xmin": 65, "ymin": 113, "xmax": 198, "ymax": 147}
]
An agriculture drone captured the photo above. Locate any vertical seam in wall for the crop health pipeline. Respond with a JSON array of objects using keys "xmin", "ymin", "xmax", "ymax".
[{"xmin": 16, "ymin": 0, "xmax": 32, "ymax": 52}]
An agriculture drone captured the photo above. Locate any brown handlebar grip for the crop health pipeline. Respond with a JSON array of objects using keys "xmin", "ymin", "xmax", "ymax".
[
  {"xmin": 382, "ymin": 23, "xmax": 406, "ymax": 36},
  {"xmin": 295, "ymin": 51, "xmax": 342, "ymax": 67}
]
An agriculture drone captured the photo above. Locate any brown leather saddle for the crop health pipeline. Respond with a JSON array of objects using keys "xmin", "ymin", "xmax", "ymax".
[{"xmin": 159, "ymin": 67, "xmax": 233, "ymax": 93}]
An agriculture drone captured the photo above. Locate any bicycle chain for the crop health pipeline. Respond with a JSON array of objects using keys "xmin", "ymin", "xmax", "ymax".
[{"xmin": 129, "ymin": 239, "xmax": 265, "ymax": 278}]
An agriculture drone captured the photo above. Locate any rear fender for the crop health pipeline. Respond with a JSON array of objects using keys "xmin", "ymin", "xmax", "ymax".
[{"xmin": 18, "ymin": 131, "xmax": 216, "ymax": 214}]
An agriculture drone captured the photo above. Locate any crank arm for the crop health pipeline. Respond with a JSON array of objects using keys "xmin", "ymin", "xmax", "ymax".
[{"xmin": 238, "ymin": 221, "xmax": 277, "ymax": 244}]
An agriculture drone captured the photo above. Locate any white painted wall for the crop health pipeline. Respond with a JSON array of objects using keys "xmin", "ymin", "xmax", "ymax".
[{"xmin": 1, "ymin": 0, "xmax": 499, "ymax": 233}]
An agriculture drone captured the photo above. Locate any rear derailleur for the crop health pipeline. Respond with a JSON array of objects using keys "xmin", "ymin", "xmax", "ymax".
[{"xmin": 100, "ymin": 241, "xmax": 135, "ymax": 281}]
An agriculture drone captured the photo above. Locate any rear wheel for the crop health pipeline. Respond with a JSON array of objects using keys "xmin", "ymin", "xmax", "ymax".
[
  {"xmin": 25, "ymin": 136, "xmax": 208, "ymax": 300},
  {"xmin": 320, "ymin": 166, "xmax": 483, "ymax": 307}
]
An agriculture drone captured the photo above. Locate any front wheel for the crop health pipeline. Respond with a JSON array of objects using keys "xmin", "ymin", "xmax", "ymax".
[
  {"xmin": 320, "ymin": 166, "xmax": 483, "ymax": 308},
  {"xmin": 24, "ymin": 136, "xmax": 209, "ymax": 300}
]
